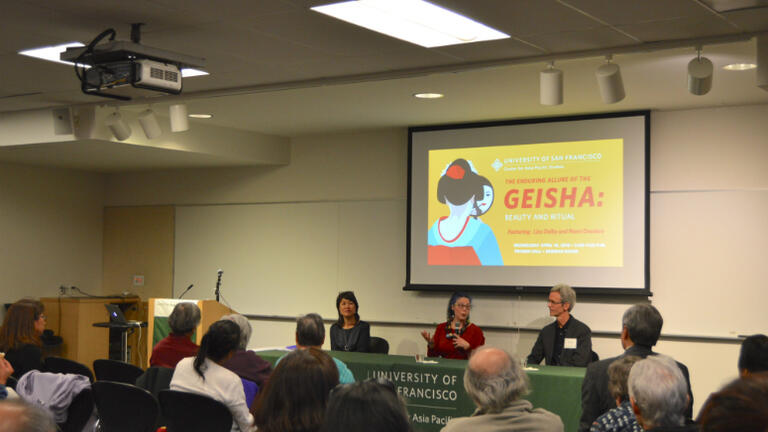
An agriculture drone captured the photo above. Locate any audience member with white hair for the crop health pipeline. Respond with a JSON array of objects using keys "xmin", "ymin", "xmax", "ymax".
[
  {"xmin": 628, "ymin": 356, "xmax": 697, "ymax": 432},
  {"xmin": 220, "ymin": 314, "xmax": 273, "ymax": 389},
  {"xmin": 441, "ymin": 346, "xmax": 563, "ymax": 432},
  {"xmin": 0, "ymin": 399, "xmax": 56, "ymax": 432}
]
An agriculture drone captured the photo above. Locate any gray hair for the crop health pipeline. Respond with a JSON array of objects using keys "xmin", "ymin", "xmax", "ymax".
[
  {"xmin": 168, "ymin": 302, "xmax": 201, "ymax": 334},
  {"xmin": 551, "ymin": 284, "xmax": 576, "ymax": 311},
  {"xmin": 622, "ymin": 304, "xmax": 663, "ymax": 347},
  {"xmin": 221, "ymin": 314, "xmax": 252, "ymax": 350},
  {"xmin": 464, "ymin": 347, "xmax": 529, "ymax": 413},
  {"xmin": 296, "ymin": 313, "xmax": 325, "ymax": 347},
  {"xmin": 628, "ymin": 355, "xmax": 687, "ymax": 429},
  {"xmin": 0, "ymin": 399, "xmax": 57, "ymax": 432},
  {"xmin": 608, "ymin": 355, "xmax": 642, "ymax": 402}
]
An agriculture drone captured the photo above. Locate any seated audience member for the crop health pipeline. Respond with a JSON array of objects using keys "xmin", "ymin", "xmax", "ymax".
[
  {"xmin": 579, "ymin": 305, "xmax": 693, "ymax": 432},
  {"xmin": 170, "ymin": 320, "xmax": 255, "ymax": 432},
  {"xmin": 0, "ymin": 299, "xmax": 46, "ymax": 379},
  {"xmin": 321, "ymin": 378, "xmax": 412, "ymax": 432},
  {"xmin": 737, "ymin": 334, "xmax": 768, "ymax": 377},
  {"xmin": 329, "ymin": 291, "xmax": 370, "ymax": 352},
  {"xmin": 441, "ymin": 346, "xmax": 564, "ymax": 432},
  {"xmin": 0, "ymin": 399, "xmax": 56, "ymax": 432},
  {"xmin": 278, "ymin": 313, "xmax": 355, "ymax": 384},
  {"xmin": 420, "ymin": 292, "xmax": 484, "ymax": 360},
  {"xmin": 253, "ymin": 348, "xmax": 339, "ymax": 432},
  {"xmin": 697, "ymin": 372, "xmax": 768, "ymax": 432},
  {"xmin": 590, "ymin": 356, "xmax": 643, "ymax": 432},
  {"xmin": 628, "ymin": 356, "xmax": 696, "ymax": 432},
  {"xmin": 220, "ymin": 314, "xmax": 272, "ymax": 407},
  {"xmin": 0, "ymin": 356, "xmax": 14, "ymax": 400},
  {"xmin": 150, "ymin": 302, "xmax": 201, "ymax": 368},
  {"xmin": 528, "ymin": 284, "xmax": 592, "ymax": 367}
]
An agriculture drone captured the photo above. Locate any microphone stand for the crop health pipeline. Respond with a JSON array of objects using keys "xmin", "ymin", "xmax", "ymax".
[{"xmin": 215, "ymin": 270, "xmax": 223, "ymax": 302}]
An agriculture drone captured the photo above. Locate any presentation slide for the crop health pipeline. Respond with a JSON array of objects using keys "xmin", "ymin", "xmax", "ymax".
[{"xmin": 408, "ymin": 112, "xmax": 649, "ymax": 294}]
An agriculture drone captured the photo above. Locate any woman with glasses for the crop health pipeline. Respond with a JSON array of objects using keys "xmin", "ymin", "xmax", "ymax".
[
  {"xmin": 0, "ymin": 299, "xmax": 47, "ymax": 379},
  {"xmin": 420, "ymin": 292, "xmax": 485, "ymax": 360}
]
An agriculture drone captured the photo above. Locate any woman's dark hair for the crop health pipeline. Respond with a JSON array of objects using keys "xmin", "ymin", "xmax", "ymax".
[
  {"xmin": 446, "ymin": 292, "xmax": 471, "ymax": 322},
  {"xmin": 321, "ymin": 379, "xmax": 412, "ymax": 432},
  {"xmin": 698, "ymin": 372, "xmax": 768, "ymax": 432},
  {"xmin": 0, "ymin": 299, "xmax": 44, "ymax": 351},
  {"xmin": 436, "ymin": 159, "xmax": 486, "ymax": 206},
  {"xmin": 335, "ymin": 291, "xmax": 360, "ymax": 327},
  {"xmin": 192, "ymin": 320, "xmax": 240, "ymax": 379},
  {"xmin": 253, "ymin": 348, "xmax": 339, "ymax": 432}
]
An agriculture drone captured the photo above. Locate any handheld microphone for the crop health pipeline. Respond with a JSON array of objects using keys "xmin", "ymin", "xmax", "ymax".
[{"xmin": 179, "ymin": 284, "xmax": 193, "ymax": 299}]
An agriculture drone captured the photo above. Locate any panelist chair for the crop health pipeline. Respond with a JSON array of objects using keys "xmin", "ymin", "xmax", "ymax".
[
  {"xmin": 159, "ymin": 390, "xmax": 233, "ymax": 432},
  {"xmin": 369, "ymin": 336, "xmax": 390, "ymax": 354},
  {"xmin": 92, "ymin": 381, "xmax": 159, "ymax": 432},
  {"xmin": 93, "ymin": 358, "xmax": 144, "ymax": 384},
  {"xmin": 44, "ymin": 356, "xmax": 94, "ymax": 382}
]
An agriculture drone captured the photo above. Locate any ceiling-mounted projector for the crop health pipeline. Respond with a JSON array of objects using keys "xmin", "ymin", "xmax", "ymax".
[{"xmin": 60, "ymin": 24, "xmax": 205, "ymax": 101}]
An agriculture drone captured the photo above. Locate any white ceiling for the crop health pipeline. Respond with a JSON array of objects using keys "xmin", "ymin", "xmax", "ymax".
[{"xmin": 1, "ymin": 0, "xmax": 768, "ymax": 170}]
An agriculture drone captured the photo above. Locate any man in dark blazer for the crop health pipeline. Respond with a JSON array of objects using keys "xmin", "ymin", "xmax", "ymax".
[
  {"xmin": 527, "ymin": 284, "xmax": 592, "ymax": 367},
  {"xmin": 578, "ymin": 304, "xmax": 693, "ymax": 432}
]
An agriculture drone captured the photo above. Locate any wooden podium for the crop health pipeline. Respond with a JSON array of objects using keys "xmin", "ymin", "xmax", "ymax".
[
  {"xmin": 40, "ymin": 296, "xmax": 146, "ymax": 370},
  {"xmin": 146, "ymin": 299, "xmax": 235, "ymax": 368}
]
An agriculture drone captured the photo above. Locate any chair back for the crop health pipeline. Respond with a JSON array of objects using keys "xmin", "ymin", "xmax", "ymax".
[
  {"xmin": 93, "ymin": 381, "xmax": 159, "ymax": 432},
  {"xmin": 369, "ymin": 336, "xmax": 390, "ymax": 354},
  {"xmin": 59, "ymin": 388, "xmax": 95, "ymax": 432},
  {"xmin": 94, "ymin": 359, "xmax": 144, "ymax": 384},
  {"xmin": 159, "ymin": 390, "xmax": 233, "ymax": 432},
  {"xmin": 44, "ymin": 356, "xmax": 94, "ymax": 382}
]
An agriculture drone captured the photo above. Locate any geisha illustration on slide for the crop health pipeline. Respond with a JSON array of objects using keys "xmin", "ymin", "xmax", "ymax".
[{"xmin": 428, "ymin": 158, "xmax": 503, "ymax": 266}]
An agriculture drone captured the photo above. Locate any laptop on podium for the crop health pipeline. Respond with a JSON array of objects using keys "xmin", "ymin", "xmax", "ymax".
[{"xmin": 104, "ymin": 304, "xmax": 142, "ymax": 326}]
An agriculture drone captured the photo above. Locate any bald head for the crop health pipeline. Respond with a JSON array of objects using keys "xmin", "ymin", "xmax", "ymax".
[
  {"xmin": 469, "ymin": 347, "xmax": 512, "ymax": 376},
  {"xmin": 464, "ymin": 346, "xmax": 529, "ymax": 413}
]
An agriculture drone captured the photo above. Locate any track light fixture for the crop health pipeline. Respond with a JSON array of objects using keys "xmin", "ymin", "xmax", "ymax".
[
  {"xmin": 540, "ymin": 61, "xmax": 563, "ymax": 106},
  {"xmin": 169, "ymin": 104, "xmax": 189, "ymax": 132},
  {"xmin": 688, "ymin": 47, "xmax": 713, "ymax": 96},
  {"xmin": 137, "ymin": 108, "xmax": 162, "ymax": 139},
  {"xmin": 104, "ymin": 110, "xmax": 131, "ymax": 141},
  {"xmin": 595, "ymin": 55, "xmax": 625, "ymax": 104}
]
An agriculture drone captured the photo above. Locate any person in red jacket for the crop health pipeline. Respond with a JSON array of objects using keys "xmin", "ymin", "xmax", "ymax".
[
  {"xmin": 420, "ymin": 292, "xmax": 484, "ymax": 360},
  {"xmin": 150, "ymin": 302, "xmax": 200, "ymax": 368}
]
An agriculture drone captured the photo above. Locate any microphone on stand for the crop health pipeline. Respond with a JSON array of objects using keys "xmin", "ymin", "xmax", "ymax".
[
  {"xmin": 178, "ymin": 284, "xmax": 194, "ymax": 299},
  {"xmin": 215, "ymin": 269, "xmax": 223, "ymax": 302}
]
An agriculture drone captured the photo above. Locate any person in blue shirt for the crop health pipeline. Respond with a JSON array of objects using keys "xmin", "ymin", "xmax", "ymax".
[{"xmin": 277, "ymin": 313, "xmax": 355, "ymax": 384}]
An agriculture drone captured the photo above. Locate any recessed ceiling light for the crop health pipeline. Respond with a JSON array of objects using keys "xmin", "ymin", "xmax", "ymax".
[
  {"xmin": 413, "ymin": 92, "xmax": 444, "ymax": 99},
  {"xmin": 188, "ymin": 113, "xmax": 213, "ymax": 119},
  {"xmin": 18, "ymin": 42, "xmax": 87, "ymax": 66},
  {"xmin": 312, "ymin": 0, "xmax": 509, "ymax": 48},
  {"xmin": 722, "ymin": 63, "xmax": 756, "ymax": 71},
  {"xmin": 181, "ymin": 68, "xmax": 209, "ymax": 77}
]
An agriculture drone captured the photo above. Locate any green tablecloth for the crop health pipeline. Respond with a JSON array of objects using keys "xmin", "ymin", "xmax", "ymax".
[{"xmin": 257, "ymin": 349, "xmax": 584, "ymax": 432}]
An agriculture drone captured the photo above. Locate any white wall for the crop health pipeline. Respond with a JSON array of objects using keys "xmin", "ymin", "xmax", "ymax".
[
  {"xmin": 0, "ymin": 162, "xmax": 105, "ymax": 309},
  {"xmin": 104, "ymin": 104, "xmax": 768, "ymax": 416}
]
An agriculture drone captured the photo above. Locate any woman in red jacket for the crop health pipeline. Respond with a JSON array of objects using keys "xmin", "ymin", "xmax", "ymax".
[{"xmin": 420, "ymin": 292, "xmax": 484, "ymax": 360}]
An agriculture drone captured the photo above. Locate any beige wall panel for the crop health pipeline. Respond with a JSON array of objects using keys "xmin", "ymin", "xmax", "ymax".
[
  {"xmin": 102, "ymin": 206, "xmax": 174, "ymax": 299},
  {"xmin": 0, "ymin": 162, "xmax": 104, "ymax": 306}
]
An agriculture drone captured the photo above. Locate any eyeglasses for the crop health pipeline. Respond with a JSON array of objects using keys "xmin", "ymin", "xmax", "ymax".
[
  {"xmin": 546, "ymin": 300, "xmax": 564, "ymax": 305},
  {"xmin": 39, "ymin": 314, "xmax": 47, "ymax": 321},
  {"xmin": 454, "ymin": 303, "xmax": 472, "ymax": 310}
]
